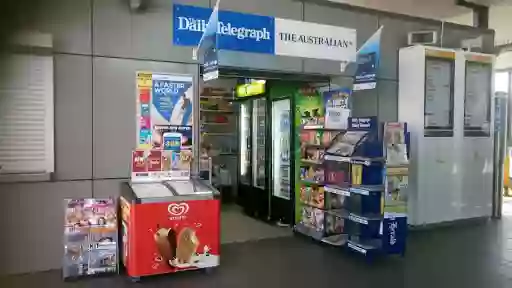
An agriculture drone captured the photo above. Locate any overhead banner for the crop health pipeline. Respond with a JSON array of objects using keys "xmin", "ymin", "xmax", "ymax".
[
  {"xmin": 174, "ymin": 4, "xmax": 356, "ymax": 63},
  {"xmin": 353, "ymin": 26, "xmax": 383, "ymax": 91},
  {"xmin": 197, "ymin": 0, "xmax": 220, "ymax": 81},
  {"xmin": 274, "ymin": 18, "xmax": 356, "ymax": 63}
]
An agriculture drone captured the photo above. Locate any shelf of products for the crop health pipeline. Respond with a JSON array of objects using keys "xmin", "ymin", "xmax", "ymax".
[
  {"xmin": 296, "ymin": 116, "xmax": 410, "ymax": 259},
  {"xmin": 296, "ymin": 102, "xmax": 350, "ymax": 246},
  {"xmin": 200, "ymin": 87, "xmax": 237, "ymax": 190}
]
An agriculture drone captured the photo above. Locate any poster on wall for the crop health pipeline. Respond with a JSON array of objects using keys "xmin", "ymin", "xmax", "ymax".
[
  {"xmin": 135, "ymin": 72, "xmax": 194, "ymax": 182},
  {"xmin": 353, "ymin": 26, "xmax": 383, "ymax": 91},
  {"xmin": 323, "ymin": 88, "xmax": 351, "ymax": 130}
]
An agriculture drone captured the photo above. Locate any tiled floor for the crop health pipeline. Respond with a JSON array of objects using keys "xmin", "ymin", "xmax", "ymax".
[
  {"xmin": 3, "ymin": 217, "xmax": 512, "ymax": 287},
  {"xmin": 221, "ymin": 204, "xmax": 292, "ymax": 244}
]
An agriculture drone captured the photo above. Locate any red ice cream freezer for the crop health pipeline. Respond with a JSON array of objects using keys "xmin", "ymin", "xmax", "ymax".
[{"xmin": 120, "ymin": 178, "xmax": 220, "ymax": 282}]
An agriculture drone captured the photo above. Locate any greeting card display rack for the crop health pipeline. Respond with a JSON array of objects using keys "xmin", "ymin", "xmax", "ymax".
[{"xmin": 295, "ymin": 116, "xmax": 409, "ymax": 260}]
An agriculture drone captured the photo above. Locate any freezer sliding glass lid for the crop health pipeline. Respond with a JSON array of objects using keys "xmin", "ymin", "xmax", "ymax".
[
  {"xmin": 130, "ymin": 183, "xmax": 173, "ymax": 199},
  {"xmin": 164, "ymin": 179, "xmax": 214, "ymax": 196}
]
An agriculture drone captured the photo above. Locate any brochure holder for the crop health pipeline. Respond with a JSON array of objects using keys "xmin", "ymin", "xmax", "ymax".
[{"xmin": 62, "ymin": 198, "xmax": 118, "ymax": 280}]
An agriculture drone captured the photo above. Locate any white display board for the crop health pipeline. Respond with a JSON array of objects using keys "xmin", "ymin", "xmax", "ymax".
[
  {"xmin": 464, "ymin": 61, "xmax": 491, "ymax": 132},
  {"xmin": 424, "ymin": 58, "xmax": 453, "ymax": 129}
]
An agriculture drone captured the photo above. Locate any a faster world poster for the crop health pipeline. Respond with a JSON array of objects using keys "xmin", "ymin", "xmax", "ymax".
[{"xmin": 136, "ymin": 72, "xmax": 193, "ymax": 150}]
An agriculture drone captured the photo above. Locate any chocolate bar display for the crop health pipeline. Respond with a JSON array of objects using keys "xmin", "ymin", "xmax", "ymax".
[{"xmin": 63, "ymin": 198, "xmax": 118, "ymax": 279}]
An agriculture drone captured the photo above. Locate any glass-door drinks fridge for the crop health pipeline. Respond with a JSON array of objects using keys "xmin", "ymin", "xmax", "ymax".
[
  {"xmin": 236, "ymin": 80, "xmax": 269, "ymax": 220},
  {"xmin": 270, "ymin": 98, "xmax": 292, "ymax": 224}
]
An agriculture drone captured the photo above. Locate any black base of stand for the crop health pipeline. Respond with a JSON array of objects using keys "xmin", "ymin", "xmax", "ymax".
[
  {"xmin": 270, "ymin": 195, "xmax": 292, "ymax": 225},
  {"xmin": 238, "ymin": 184, "xmax": 270, "ymax": 221}
]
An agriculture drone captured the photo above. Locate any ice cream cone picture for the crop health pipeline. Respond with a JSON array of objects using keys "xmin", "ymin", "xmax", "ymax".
[
  {"xmin": 176, "ymin": 228, "xmax": 199, "ymax": 264},
  {"xmin": 154, "ymin": 227, "xmax": 177, "ymax": 265}
]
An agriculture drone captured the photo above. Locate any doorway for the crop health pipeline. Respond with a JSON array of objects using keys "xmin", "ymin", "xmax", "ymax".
[{"xmin": 495, "ymin": 70, "xmax": 511, "ymax": 217}]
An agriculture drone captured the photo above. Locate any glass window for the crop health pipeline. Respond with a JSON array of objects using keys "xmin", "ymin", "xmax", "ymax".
[{"xmin": 495, "ymin": 72, "xmax": 509, "ymax": 93}]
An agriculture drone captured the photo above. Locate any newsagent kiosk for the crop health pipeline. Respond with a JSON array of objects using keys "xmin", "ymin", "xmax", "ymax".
[
  {"xmin": 194, "ymin": 1, "xmax": 409, "ymax": 260},
  {"xmin": 194, "ymin": 0, "xmax": 360, "ymax": 226}
]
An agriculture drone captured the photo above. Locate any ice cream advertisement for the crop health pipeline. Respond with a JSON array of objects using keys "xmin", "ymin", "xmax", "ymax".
[
  {"xmin": 136, "ymin": 72, "xmax": 194, "ymax": 150},
  {"xmin": 134, "ymin": 72, "xmax": 194, "ymax": 182},
  {"xmin": 126, "ymin": 199, "xmax": 220, "ymax": 276}
]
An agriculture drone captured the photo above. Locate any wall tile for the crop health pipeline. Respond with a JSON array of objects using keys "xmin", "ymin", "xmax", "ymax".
[
  {"xmin": 93, "ymin": 57, "xmax": 199, "ymax": 179},
  {"xmin": 93, "ymin": 178, "xmax": 128, "ymax": 198},
  {"xmin": 377, "ymin": 80, "xmax": 398, "ymax": 122},
  {"xmin": 93, "ymin": 0, "xmax": 209, "ymax": 62},
  {"xmin": 352, "ymin": 89, "xmax": 378, "ymax": 118},
  {"xmin": 377, "ymin": 16, "xmax": 441, "ymax": 80},
  {"xmin": 219, "ymin": 0, "xmax": 302, "ymax": 19},
  {"xmin": 0, "ymin": 181, "xmax": 92, "ymax": 274},
  {"xmin": 35, "ymin": 0, "xmax": 92, "ymax": 54},
  {"xmin": 54, "ymin": 55, "xmax": 93, "ymax": 180}
]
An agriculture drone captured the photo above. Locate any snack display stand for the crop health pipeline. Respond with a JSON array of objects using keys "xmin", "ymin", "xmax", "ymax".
[
  {"xmin": 295, "ymin": 116, "xmax": 409, "ymax": 260},
  {"xmin": 120, "ymin": 178, "xmax": 220, "ymax": 282}
]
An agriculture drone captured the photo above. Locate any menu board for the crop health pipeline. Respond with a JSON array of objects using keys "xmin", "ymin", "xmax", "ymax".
[
  {"xmin": 424, "ymin": 58, "xmax": 453, "ymax": 129},
  {"xmin": 464, "ymin": 62, "xmax": 491, "ymax": 131}
]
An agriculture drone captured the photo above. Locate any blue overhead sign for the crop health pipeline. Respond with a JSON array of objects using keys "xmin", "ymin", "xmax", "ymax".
[
  {"xmin": 173, "ymin": 4, "xmax": 275, "ymax": 54},
  {"xmin": 353, "ymin": 27, "xmax": 382, "ymax": 91},
  {"xmin": 173, "ymin": 4, "xmax": 212, "ymax": 46},
  {"xmin": 173, "ymin": 4, "xmax": 357, "ymax": 63}
]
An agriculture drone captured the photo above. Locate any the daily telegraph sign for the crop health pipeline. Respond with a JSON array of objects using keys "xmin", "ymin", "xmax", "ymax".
[{"xmin": 173, "ymin": 4, "xmax": 356, "ymax": 63}]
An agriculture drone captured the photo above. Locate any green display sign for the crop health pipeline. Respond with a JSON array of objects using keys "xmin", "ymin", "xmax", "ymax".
[{"xmin": 236, "ymin": 82, "xmax": 265, "ymax": 98}]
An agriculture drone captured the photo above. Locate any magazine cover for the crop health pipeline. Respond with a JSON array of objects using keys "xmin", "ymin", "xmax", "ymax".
[
  {"xmin": 63, "ymin": 198, "xmax": 118, "ymax": 279},
  {"xmin": 323, "ymin": 88, "xmax": 351, "ymax": 130},
  {"xmin": 383, "ymin": 122, "xmax": 408, "ymax": 166}
]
